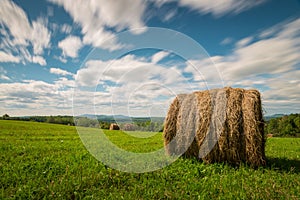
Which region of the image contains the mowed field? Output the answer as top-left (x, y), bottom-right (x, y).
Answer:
top-left (0, 120), bottom-right (299, 199)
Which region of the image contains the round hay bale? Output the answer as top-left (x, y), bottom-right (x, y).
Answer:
top-left (163, 87), bottom-right (266, 167)
top-left (123, 123), bottom-right (136, 131)
top-left (242, 89), bottom-right (266, 166)
top-left (109, 123), bottom-right (120, 130)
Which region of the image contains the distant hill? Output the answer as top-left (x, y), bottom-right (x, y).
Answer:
top-left (81, 114), bottom-right (129, 121)
top-left (80, 114), bottom-right (165, 123)
top-left (264, 114), bottom-right (285, 121)
top-left (81, 113), bottom-right (288, 123)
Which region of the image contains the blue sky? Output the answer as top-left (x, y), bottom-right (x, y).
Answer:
top-left (0, 0), bottom-right (299, 116)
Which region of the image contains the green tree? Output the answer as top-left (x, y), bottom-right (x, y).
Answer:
top-left (267, 118), bottom-right (278, 134)
top-left (293, 116), bottom-right (300, 130)
top-left (47, 116), bottom-right (55, 123)
top-left (282, 124), bottom-right (295, 136)
top-left (2, 114), bottom-right (9, 119)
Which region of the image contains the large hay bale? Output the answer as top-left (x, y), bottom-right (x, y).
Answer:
top-left (109, 123), bottom-right (120, 130)
top-left (163, 87), bottom-right (266, 167)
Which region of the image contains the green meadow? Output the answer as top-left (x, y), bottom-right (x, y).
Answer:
top-left (0, 120), bottom-right (299, 199)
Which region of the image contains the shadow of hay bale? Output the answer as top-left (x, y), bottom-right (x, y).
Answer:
top-left (163, 87), bottom-right (266, 167)
top-left (266, 157), bottom-right (300, 174)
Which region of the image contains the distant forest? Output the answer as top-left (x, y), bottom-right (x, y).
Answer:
top-left (1, 113), bottom-right (299, 137)
top-left (0, 114), bottom-right (164, 132)
top-left (265, 113), bottom-right (300, 137)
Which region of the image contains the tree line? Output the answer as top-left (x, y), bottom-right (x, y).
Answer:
top-left (0, 114), bottom-right (164, 132)
top-left (265, 113), bottom-right (300, 137)
top-left (3, 113), bottom-right (299, 136)
top-left (1, 115), bottom-right (76, 125)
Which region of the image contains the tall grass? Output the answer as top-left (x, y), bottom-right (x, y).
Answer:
top-left (0, 120), bottom-right (299, 199)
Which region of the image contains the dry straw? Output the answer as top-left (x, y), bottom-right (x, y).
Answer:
top-left (163, 87), bottom-right (266, 167)
top-left (109, 123), bottom-right (120, 130)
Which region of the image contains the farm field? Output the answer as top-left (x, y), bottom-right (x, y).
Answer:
top-left (0, 120), bottom-right (299, 199)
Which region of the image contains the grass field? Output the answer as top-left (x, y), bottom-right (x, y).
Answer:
top-left (0, 120), bottom-right (299, 199)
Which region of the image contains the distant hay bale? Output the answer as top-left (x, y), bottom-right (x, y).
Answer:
top-left (109, 123), bottom-right (120, 130)
top-left (123, 123), bottom-right (136, 131)
top-left (163, 87), bottom-right (266, 167)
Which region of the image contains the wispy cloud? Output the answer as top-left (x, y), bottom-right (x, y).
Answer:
top-left (74, 52), bottom-right (204, 116)
top-left (180, 0), bottom-right (267, 16)
top-left (220, 37), bottom-right (233, 45)
top-left (151, 51), bottom-right (170, 63)
top-left (32, 56), bottom-right (47, 66)
top-left (60, 23), bottom-right (72, 34)
top-left (162, 9), bottom-right (177, 22)
top-left (217, 18), bottom-right (300, 82)
top-left (206, 18), bottom-right (300, 114)
top-left (50, 67), bottom-right (73, 76)
top-left (0, 51), bottom-right (20, 63)
top-left (181, 18), bottom-right (300, 114)
top-left (49, 0), bottom-right (147, 50)
top-left (31, 18), bottom-right (51, 55)
top-left (152, 0), bottom-right (267, 17)
top-left (0, 0), bottom-right (51, 65)
top-left (235, 36), bottom-right (253, 48)
top-left (0, 79), bottom-right (74, 115)
top-left (58, 36), bottom-right (82, 58)
top-left (0, 66), bottom-right (10, 81)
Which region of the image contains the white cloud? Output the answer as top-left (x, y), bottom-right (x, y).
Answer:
top-left (54, 77), bottom-right (75, 88)
top-left (0, 74), bottom-right (10, 80)
top-left (31, 18), bottom-right (51, 55)
top-left (181, 0), bottom-right (267, 16)
top-left (235, 36), bottom-right (253, 48)
top-left (75, 60), bottom-right (104, 87)
top-left (0, 67), bottom-right (10, 80)
top-left (75, 54), bottom-right (187, 88)
top-left (74, 54), bottom-right (201, 116)
top-left (32, 56), bottom-right (47, 66)
top-left (151, 51), bottom-right (170, 63)
top-left (60, 23), bottom-right (72, 34)
top-left (58, 56), bottom-right (67, 63)
top-left (172, 18), bottom-right (300, 115)
top-left (75, 55), bottom-right (148, 87)
top-left (0, 79), bottom-right (75, 116)
top-left (152, 0), bottom-right (173, 7)
top-left (53, 55), bottom-right (67, 63)
top-left (0, 1), bottom-right (51, 53)
top-left (152, 0), bottom-right (267, 17)
top-left (184, 56), bottom-right (224, 88)
top-left (220, 37), bottom-right (233, 45)
top-left (187, 18), bottom-right (300, 115)
top-left (58, 36), bottom-right (82, 58)
top-left (216, 19), bottom-right (300, 82)
top-left (50, 67), bottom-right (73, 76)
top-left (0, 0), bottom-right (51, 65)
top-left (262, 70), bottom-right (300, 115)
top-left (163, 10), bottom-right (177, 22)
top-left (0, 0), bottom-right (31, 46)
top-left (49, 0), bottom-right (147, 50)
top-left (0, 51), bottom-right (20, 63)
top-left (222, 39), bottom-right (295, 80)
